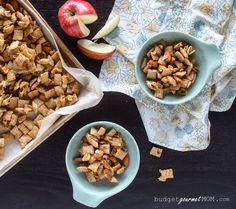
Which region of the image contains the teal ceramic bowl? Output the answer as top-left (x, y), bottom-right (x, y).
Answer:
top-left (135, 31), bottom-right (222, 105)
top-left (65, 121), bottom-right (140, 208)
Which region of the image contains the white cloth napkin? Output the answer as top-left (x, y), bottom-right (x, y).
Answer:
top-left (99, 0), bottom-right (236, 151)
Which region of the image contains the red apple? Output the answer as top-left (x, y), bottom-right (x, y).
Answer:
top-left (58, 0), bottom-right (98, 38)
top-left (77, 39), bottom-right (116, 60)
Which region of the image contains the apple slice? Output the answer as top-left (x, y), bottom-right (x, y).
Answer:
top-left (92, 15), bottom-right (120, 40)
top-left (77, 19), bottom-right (90, 37)
top-left (77, 39), bottom-right (115, 60)
top-left (79, 14), bottom-right (98, 24)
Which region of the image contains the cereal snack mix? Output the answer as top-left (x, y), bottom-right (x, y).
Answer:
top-left (141, 40), bottom-right (197, 99)
top-left (150, 146), bottom-right (162, 158)
top-left (0, 0), bottom-right (80, 159)
top-left (74, 127), bottom-right (129, 183)
top-left (158, 168), bottom-right (174, 182)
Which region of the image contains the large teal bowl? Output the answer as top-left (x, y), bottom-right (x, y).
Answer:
top-left (135, 31), bottom-right (222, 105)
top-left (65, 121), bottom-right (140, 207)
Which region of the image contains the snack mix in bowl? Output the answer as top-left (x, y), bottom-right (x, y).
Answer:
top-left (74, 126), bottom-right (129, 183)
top-left (141, 40), bottom-right (197, 99)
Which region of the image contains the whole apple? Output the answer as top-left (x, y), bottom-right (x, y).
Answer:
top-left (58, 0), bottom-right (98, 38)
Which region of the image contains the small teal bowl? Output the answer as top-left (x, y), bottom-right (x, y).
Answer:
top-left (65, 121), bottom-right (140, 208)
top-left (135, 31), bottom-right (222, 105)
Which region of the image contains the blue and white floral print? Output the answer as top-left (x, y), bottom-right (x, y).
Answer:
top-left (99, 0), bottom-right (236, 151)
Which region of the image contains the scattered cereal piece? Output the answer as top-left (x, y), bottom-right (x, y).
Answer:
top-left (150, 146), bottom-right (163, 158)
top-left (158, 168), bottom-right (174, 182)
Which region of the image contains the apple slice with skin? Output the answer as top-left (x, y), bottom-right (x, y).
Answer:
top-left (92, 15), bottom-right (120, 40)
top-left (58, 0), bottom-right (98, 38)
top-left (77, 39), bottom-right (116, 60)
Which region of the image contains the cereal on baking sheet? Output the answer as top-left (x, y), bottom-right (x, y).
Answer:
top-left (158, 168), bottom-right (174, 182)
top-left (0, 0), bottom-right (81, 159)
top-left (150, 146), bottom-right (163, 158)
top-left (0, 138), bottom-right (5, 160)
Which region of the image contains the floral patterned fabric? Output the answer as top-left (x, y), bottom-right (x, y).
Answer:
top-left (99, 0), bottom-right (236, 151)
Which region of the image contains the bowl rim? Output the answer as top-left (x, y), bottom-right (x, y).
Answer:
top-left (65, 121), bottom-right (140, 201)
top-left (135, 31), bottom-right (212, 105)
